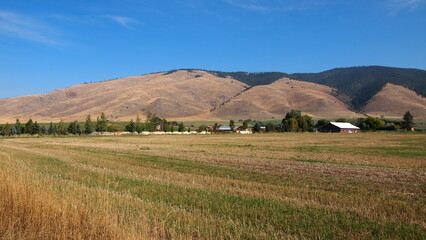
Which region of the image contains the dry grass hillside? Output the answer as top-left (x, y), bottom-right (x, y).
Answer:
top-left (205, 78), bottom-right (361, 120)
top-left (364, 83), bottom-right (426, 119)
top-left (3, 70), bottom-right (424, 123)
top-left (0, 70), bottom-right (249, 123)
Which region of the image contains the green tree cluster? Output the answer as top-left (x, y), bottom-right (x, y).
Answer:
top-left (198, 124), bottom-right (208, 132)
top-left (315, 119), bottom-right (330, 128)
top-left (281, 110), bottom-right (314, 132)
top-left (356, 117), bottom-right (384, 131)
top-left (162, 119), bottom-right (172, 132)
top-left (67, 121), bottom-right (81, 135)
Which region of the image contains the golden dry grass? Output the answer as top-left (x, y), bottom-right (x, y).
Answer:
top-left (364, 83), bottom-right (426, 119)
top-left (0, 170), bottom-right (121, 239)
top-left (0, 132), bottom-right (425, 239)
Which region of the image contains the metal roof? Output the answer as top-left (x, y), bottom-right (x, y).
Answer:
top-left (217, 126), bottom-right (232, 131)
top-left (329, 122), bottom-right (360, 129)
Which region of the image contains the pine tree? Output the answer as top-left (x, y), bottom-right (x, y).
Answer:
top-left (41, 126), bottom-right (47, 135)
top-left (145, 111), bottom-right (158, 132)
top-left (10, 125), bottom-right (17, 135)
top-left (135, 114), bottom-right (143, 133)
top-left (68, 121), bottom-right (78, 134)
top-left (32, 121), bottom-right (40, 135)
top-left (48, 122), bottom-right (56, 135)
top-left (229, 120), bottom-right (235, 131)
top-left (57, 119), bottom-right (66, 135)
top-left (96, 112), bottom-right (107, 133)
top-left (15, 119), bottom-right (21, 135)
top-left (402, 111), bottom-right (414, 130)
top-left (126, 119), bottom-right (136, 133)
top-left (76, 123), bottom-right (81, 135)
top-left (25, 119), bottom-right (34, 134)
top-left (178, 122), bottom-right (184, 132)
top-left (85, 115), bottom-right (93, 134)
top-left (4, 123), bottom-right (11, 136)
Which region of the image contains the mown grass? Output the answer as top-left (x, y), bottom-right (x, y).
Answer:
top-left (0, 132), bottom-right (425, 239)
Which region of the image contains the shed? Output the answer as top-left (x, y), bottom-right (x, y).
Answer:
top-left (319, 122), bottom-right (360, 133)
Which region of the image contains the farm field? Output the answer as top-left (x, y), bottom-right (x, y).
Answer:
top-left (0, 133), bottom-right (425, 239)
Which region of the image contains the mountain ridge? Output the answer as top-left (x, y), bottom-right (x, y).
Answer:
top-left (0, 66), bottom-right (425, 123)
top-left (156, 66), bottom-right (426, 111)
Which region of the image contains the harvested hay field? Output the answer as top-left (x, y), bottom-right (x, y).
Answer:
top-left (0, 133), bottom-right (425, 239)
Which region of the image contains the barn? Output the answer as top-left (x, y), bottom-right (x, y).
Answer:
top-left (319, 122), bottom-right (360, 133)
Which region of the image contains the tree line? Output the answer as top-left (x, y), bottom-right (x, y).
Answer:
top-left (0, 112), bottom-right (190, 136)
top-left (248, 110), bottom-right (415, 133)
top-left (0, 110), bottom-right (416, 136)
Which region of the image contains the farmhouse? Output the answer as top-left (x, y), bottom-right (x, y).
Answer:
top-left (319, 122), bottom-right (360, 133)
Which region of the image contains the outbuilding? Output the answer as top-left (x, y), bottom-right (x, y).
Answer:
top-left (319, 122), bottom-right (360, 133)
top-left (216, 125), bottom-right (233, 132)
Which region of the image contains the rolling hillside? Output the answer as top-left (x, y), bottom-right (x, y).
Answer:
top-left (363, 83), bottom-right (426, 119)
top-left (0, 70), bottom-right (249, 122)
top-left (203, 78), bottom-right (361, 120)
top-left (208, 66), bottom-right (426, 111)
top-left (0, 67), bottom-right (425, 123)
top-left (290, 66), bottom-right (426, 109)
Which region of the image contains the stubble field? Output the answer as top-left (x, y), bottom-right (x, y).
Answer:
top-left (0, 133), bottom-right (425, 239)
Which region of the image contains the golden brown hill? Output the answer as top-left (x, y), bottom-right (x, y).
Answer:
top-left (0, 70), bottom-right (249, 123)
top-left (5, 70), bottom-right (410, 123)
top-left (203, 78), bottom-right (361, 120)
top-left (363, 83), bottom-right (426, 119)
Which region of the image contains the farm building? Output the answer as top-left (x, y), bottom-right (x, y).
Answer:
top-left (216, 126), bottom-right (233, 132)
top-left (319, 122), bottom-right (360, 133)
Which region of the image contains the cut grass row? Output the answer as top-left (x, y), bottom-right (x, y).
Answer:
top-left (0, 133), bottom-right (425, 239)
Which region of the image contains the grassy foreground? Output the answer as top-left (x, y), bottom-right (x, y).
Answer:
top-left (0, 133), bottom-right (425, 239)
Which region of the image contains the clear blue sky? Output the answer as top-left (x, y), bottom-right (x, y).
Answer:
top-left (1, 0), bottom-right (425, 99)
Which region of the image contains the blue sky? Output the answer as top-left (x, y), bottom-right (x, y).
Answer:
top-left (1, 0), bottom-right (425, 99)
